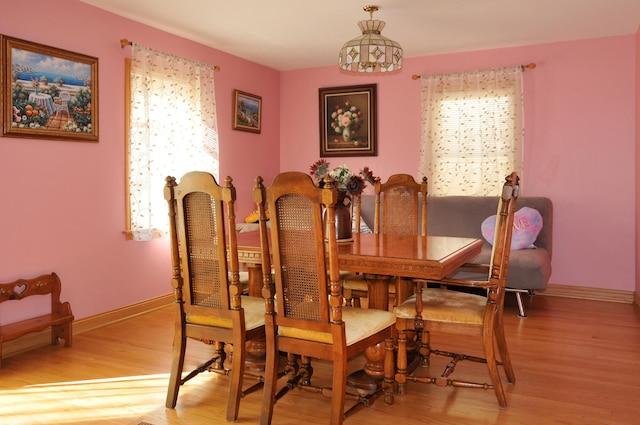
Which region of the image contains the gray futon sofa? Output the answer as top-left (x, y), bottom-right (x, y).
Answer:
top-left (359, 195), bottom-right (553, 317)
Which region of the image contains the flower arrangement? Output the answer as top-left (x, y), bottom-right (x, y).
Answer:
top-left (331, 100), bottom-right (362, 141)
top-left (309, 159), bottom-right (376, 196)
top-left (12, 104), bottom-right (47, 128)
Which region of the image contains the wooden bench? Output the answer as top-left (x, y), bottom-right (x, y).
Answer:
top-left (0, 272), bottom-right (73, 367)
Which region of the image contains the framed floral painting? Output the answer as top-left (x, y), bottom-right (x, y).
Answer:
top-left (1, 35), bottom-right (99, 142)
top-left (233, 89), bottom-right (262, 133)
top-left (318, 84), bottom-right (377, 157)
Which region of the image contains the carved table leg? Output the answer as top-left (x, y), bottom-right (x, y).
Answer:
top-left (245, 263), bottom-right (266, 372)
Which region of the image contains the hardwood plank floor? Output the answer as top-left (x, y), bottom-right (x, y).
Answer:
top-left (1, 295), bottom-right (639, 425)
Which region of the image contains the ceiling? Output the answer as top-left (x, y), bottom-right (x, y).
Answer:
top-left (81, 0), bottom-right (640, 71)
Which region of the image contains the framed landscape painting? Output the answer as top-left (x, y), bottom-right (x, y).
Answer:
top-left (319, 84), bottom-right (377, 157)
top-left (1, 35), bottom-right (99, 142)
top-left (233, 89), bottom-right (261, 133)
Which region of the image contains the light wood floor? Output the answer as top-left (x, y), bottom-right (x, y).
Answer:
top-left (1, 295), bottom-right (639, 425)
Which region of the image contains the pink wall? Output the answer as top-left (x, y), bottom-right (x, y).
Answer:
top-left (280, 36), bottom-right (637, 292)
top-left (636, 26), bottom-right (640, 301)
top-left (1, 1), bottom-right (637, 325)
top-left (0, 0), bottom-right (280, 321)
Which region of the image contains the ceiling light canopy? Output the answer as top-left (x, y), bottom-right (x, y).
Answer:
top-left (339, 5), bottom-right (403, 73)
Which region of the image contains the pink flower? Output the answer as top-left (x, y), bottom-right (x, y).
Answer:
top-left (308, 160), bottom-right (377, 196)
top-left (332, 101), bottom-right (364, 136)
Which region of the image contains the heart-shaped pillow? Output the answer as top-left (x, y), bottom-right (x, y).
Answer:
top-left (481, 207), bottom-right (543, 250)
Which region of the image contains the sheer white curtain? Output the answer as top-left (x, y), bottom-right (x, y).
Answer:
top-left (418, 66), bottom-right (523, 196)
top-left (127, 44), bottom-right (219, 241)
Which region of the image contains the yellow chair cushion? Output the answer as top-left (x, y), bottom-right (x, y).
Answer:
top-left (245, 209), bottom-right (269, 223)
top-left (279, 307), bottom-right (395, 345)
top-left (244, 211), bottom-right (259, 223)
top-left (394, 288), bottom-right (486, 325)
top-left (186, 295), bottom-right (266, 331)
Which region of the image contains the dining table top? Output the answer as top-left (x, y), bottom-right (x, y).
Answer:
top-left (236, 230), bottom-right (484, 282)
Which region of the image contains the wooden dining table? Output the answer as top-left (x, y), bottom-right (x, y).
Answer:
top-left (235, 230), bottom-right (484, 392)
top-left (237, 231), bottom-right (483, 304)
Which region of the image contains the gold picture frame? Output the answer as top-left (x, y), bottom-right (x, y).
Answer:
top-left (233, 89), bottom-right (262, 133)
top-left (1, 35), bottom-right (99, 142)
top-left (319, 84), bottom-right (377, 157)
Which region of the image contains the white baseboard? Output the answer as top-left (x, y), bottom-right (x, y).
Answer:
top-left (541, 284), bottom-right (635, 304)
top-left (1, 293), bottom-right (173, 360)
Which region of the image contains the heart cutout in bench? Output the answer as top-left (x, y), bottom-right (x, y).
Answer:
top-left (13, 283), bottom-right (27, 296)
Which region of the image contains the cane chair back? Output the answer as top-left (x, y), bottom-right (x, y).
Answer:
top-left (394, 172), bottom-right (520, 408)
top-left (374, 174), bottom-right (429, 237)
top-left (344, 174), bottom-right (428, 309)
top-left (53, 91), bottom-right (70, 118)
top-left (254, 171), bottom-right (396, 425)
top-left (164, 171), bottom-right (265, 422)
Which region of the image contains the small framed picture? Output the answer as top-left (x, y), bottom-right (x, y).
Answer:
top-left (319, 84), bottom-right (377, 157)
top-left (233, 89), bottom-right (262, 133)
top-left (1, 35), bottom-right (99, 142)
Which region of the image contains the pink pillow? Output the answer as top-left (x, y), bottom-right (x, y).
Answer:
top-left (481, 207), bottom-right (543, 250)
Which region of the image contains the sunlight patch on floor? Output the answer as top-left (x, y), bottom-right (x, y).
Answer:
top-left (0, 374), bottom-right (171, 424)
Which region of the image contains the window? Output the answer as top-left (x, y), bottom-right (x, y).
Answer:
top-left (124, 44), bottom-right (219, 241)
top-left (418, 67), bottom-right (523, 196)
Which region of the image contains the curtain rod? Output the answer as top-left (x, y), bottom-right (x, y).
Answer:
top-left (411, 63), bottom-right (536, 80)
top-left (120, 38), bottom-right (221, 72)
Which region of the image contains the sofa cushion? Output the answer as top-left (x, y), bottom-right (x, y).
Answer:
top-left (481, 206), bottom-right (543, 250)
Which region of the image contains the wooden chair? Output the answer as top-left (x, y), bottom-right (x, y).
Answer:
top-left (394, 172), bottom-right (520, 407)
top-left (254, 171), bottom-right (396, 425)
top-left (52, 90), bottom-right (71, 118)
top-left (343, 174), bottom-right (428, 309)
top-left (164, 171), bottom-right (265, 422)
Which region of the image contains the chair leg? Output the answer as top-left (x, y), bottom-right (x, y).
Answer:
top-left (418, 328), bottom-right (431, 367)
top-left (226, 340), bottom-right (243, 422)
top-left (395, 327), bottom-right (408, 396)
top-left (300, 355), bottom-right (313, 386)
top-left (383, 337), bottom-right (395, 405)
top-left (259, 329), bottom-right (279, 425)
top-left (495, 311), bottom-right (516, 384)
top-left (330, 352), bottom-right (348, 425)
top-left (165, 331), bottom-right (187, 408)
top-left (483, 321), bottom-right (507, 408)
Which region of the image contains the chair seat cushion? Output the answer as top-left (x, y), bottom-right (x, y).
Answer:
top-left (394, 288), bottom-right (486, 325)
top-left (342, 274), bottom-right (396, 293)
top-left (279, 307), bottom-right (396, 345)
top-left (186, 295), bottom-right (266, 331)
top-left (240, 295), bottom-right (268, 330)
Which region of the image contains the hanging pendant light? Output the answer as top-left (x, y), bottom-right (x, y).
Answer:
top-left (339, 5), bottom-right (403, 73)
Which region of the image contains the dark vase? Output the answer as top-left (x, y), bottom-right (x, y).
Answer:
top-left (325, 190), bottom-right (352, 241)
